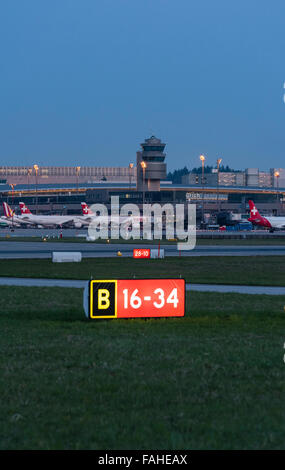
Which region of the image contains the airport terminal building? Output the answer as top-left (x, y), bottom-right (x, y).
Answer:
top-left (0, 136), bottom-right (284, 222)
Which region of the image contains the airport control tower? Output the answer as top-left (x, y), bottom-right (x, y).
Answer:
top-left (136, 135), bottom-right (167, 191)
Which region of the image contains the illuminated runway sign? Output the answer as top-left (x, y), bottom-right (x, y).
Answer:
top-left (84, 279), bottom-right (185, 319)
top-left (133, 249), bottom-right (151, 259)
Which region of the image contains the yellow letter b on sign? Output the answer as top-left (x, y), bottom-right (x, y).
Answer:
top-left (90, 280), bottom-right (117, 318)
top-left (98, 289), bottom-right (110, 309)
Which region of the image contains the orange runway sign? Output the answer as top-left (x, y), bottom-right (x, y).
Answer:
top-left (85, 279), bottom-right (185, 319)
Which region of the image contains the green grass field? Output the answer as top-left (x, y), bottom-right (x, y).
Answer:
top-left (0, 256), bottom-right (284, 286)
top-left (0, 286), bottom-right (285, 450)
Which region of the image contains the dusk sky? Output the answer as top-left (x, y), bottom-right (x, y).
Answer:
top-left (0, 0), bottom-right (285, 171)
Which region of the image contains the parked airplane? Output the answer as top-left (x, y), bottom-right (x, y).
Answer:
top-left (248, 200), bottom-right (285, 232)
top-left (80, 202), bottom-right (149, 228)
top-left (19, 202), bottom-right (78, 228)
top-left (79, 202), bottom-right (125, 228)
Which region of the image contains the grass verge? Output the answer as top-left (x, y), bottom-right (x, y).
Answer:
top-left (0, 286), bottom-right (284, 449)
top-left (0, 256), bottom-right (284, 286)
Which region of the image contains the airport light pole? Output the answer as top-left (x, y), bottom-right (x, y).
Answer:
top-left (76, 166), bottom-right (81, 193)
top-left (129, 163), bottom-right (134, 191)
top-left (27, 168), bottom-right (32, 190)
top-left (200, 155), bottom-right (205, 226)
top-left (141, 161), bottom-right (147, 205)
top-left (8, 184), bottom-right (16, 229)
top-left (216, 158), bottom-right (222, 212)
top-left (9, 183), bottom-right (16, 205)
top-left (275, 170), bottom-right (280, 214)
top-left (34, 164), bottom-right (39, 214)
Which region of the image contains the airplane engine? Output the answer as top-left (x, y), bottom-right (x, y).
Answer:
top-left (74, 221), bottom-right (82, 228)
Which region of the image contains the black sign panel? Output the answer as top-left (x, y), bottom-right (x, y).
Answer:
top-left (89, 280), bottom-right (117, 318)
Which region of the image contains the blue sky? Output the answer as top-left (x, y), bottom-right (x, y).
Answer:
top-left (0, 0), bottom-right (285, 171)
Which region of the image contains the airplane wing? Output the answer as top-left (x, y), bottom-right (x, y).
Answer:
top-left (79, 216), bottom-right (93, 223)
top-left (17, 217), bottom-right (38, 225)
top-left (58, 219), bottom-right (75, 226)
top-left (52, 217), bottom-right (77, 227)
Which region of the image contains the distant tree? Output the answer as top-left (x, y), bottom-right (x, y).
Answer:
top-left (166, 164), bottom-right (238, 183)
top-left (191, 165), bottom-right (214, 174)
top-left (166, 166), bottom-right (189, 183)
top-left (187, 164), bottom-right (236, 174)
top-left (220, 164), bottom-right (236, 172)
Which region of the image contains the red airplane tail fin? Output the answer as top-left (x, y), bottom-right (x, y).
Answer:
top-left (248, 200), bottom-right (261, 220)
top-left (19, 202), bottom-right (32, 214)
top-left (81, 202), bottom-right (93, 215)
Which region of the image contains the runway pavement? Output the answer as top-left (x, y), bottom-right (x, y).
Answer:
top-left (1, 229), bottom-right (284, 295)
top-left (0, 240), bottom-right (284, 258)
top-left (1, 227), bottom-right (285, 258)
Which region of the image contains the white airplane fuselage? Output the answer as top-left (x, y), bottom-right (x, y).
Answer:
top-left (19, 214), bottom-right (75, 227)
top-left (265, 216), bottom-right (285, 229)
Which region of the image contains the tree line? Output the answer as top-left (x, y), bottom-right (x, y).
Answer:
top-left (166, 165), bottom-right (236, 184)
